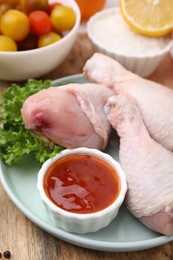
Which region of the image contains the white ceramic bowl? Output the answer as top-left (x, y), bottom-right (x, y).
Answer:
top-left (37, 147), bottom-right (127, 234)
top-left (87, 8), bottom-right (173, 77)
top-left (0, 0), bottom-right (80, 81)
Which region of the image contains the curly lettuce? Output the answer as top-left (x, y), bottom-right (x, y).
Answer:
top-left (0, 79), bottom-right (64, 165)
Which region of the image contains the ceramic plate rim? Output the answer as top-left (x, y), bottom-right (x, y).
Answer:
top-left (0, 74), bottom-right (173, 252)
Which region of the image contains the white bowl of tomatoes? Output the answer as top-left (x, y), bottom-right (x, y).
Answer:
top-left (0, 0), bottom-right (81, 81)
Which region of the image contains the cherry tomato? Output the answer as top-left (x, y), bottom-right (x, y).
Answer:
top-left (0, 35), bottom-right (17, 51)
top-left (75, 0), bottom-right (106, 20)
top-left (17, 33), bottom-right (37, 51)
top-left (1, 10), bottom-right (30, 41)
top-left (49, 2), bottom-right (61, 13)
top-left (38, 32), bottom-right (61, 48)
top-left (50, 5), bottom-right (76, 31)
top-left (1, 0), bottom-right (19, 5)
top-left (19, 0), bottom-right (49, 14)
top-left (0, 4), bottom-right (14, 14)
top-left (29, 10), bottom-right (52, 36)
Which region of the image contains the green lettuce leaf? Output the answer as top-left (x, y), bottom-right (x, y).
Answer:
top-left (0, 79), bottom-right (64, 165)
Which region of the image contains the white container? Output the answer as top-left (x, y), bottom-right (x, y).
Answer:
top-left (37, 148), bottom-right (127, 234)
top-left (0, 0), bottom-right (81, 81)
top-left (87, 8), bottom-right (173, 77)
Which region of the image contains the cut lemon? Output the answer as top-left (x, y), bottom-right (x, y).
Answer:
top-left (119, 0), bottom-right (173, 37)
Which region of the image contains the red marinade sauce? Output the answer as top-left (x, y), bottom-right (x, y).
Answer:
top-left (44, 154), bottom-right (120, 214)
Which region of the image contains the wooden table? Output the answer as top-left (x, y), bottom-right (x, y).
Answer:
top-left (0, 33), bottom-right (173, 260)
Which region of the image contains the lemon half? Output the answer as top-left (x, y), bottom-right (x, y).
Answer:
top-left (119, 0), bottom-right (173, 37)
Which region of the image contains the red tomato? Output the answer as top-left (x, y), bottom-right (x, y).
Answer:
top-left (17, 33), bottom-right (38, 51)
top-left (29, 10), bottom-right (52, 36)
top-left (49, 2), bottom-right (61, 13)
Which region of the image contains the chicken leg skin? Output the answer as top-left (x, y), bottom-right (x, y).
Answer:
top-left (105, 95), bottom-right (173, 235)
top-left (84, 53), bottom-right (173, 151)
top-left (21, 83), bottom-right (114, 150)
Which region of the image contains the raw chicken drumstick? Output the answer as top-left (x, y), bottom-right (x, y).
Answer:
top-left (105, 95), bottom-right (173, 235)
top-left (83, 53), bottom-right (173, 151)
top-left (21, 83), bottom-right (114, 150)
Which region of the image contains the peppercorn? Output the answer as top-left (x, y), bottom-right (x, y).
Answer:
top-left (3, 251), bottom-right (11, 259)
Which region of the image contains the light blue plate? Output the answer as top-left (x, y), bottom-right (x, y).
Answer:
top-left (0, 74), bottom-right (173, 252)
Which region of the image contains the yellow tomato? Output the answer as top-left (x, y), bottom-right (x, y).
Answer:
top-left (0, 12), bottom-right (1, 34)
top-left (38, 32), bottom-right (61, 48)
top-left (0, 35), bottom-right (17, 51)
top-left (50, 5), bottom-right (76, 31)
top-left (1, 9), bottom-right (30, 41)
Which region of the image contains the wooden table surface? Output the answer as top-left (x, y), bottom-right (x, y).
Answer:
top-left (0, 33), bottom-right (173, 260)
